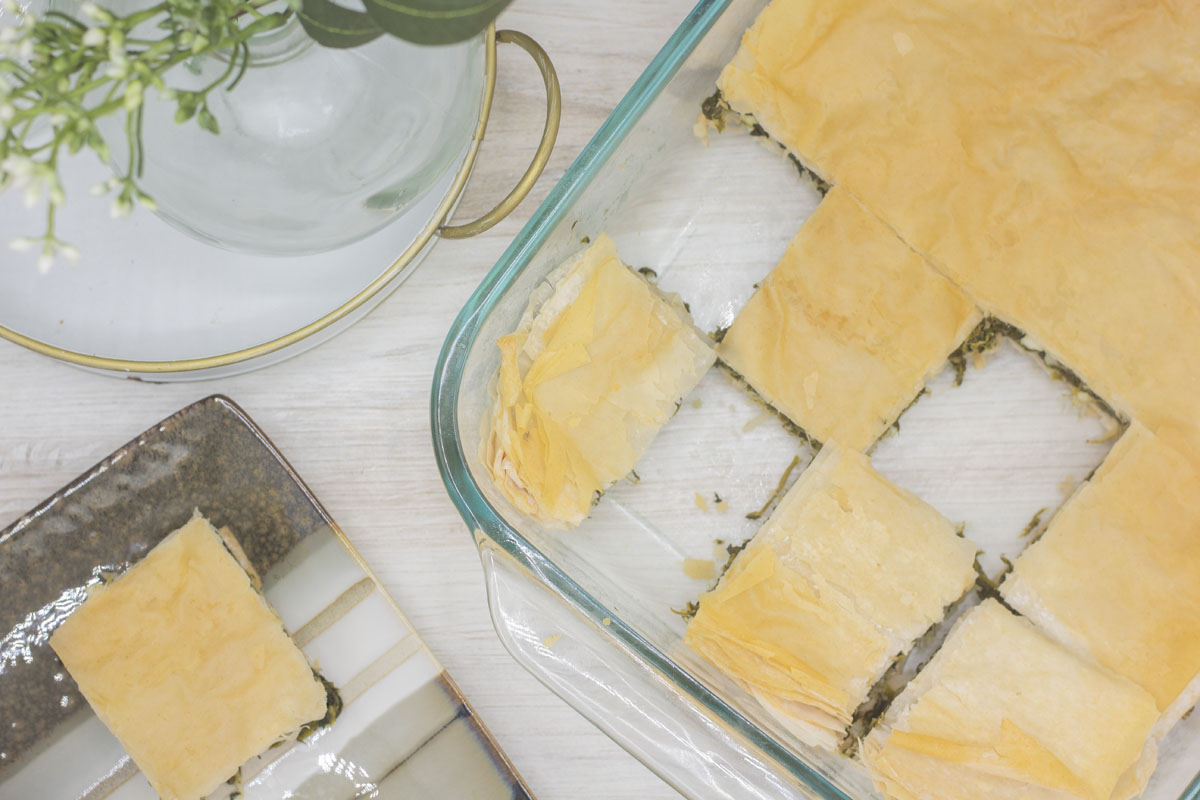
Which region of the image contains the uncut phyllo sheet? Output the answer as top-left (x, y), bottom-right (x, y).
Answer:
top-left (484, 233), bottom-right (716, 528)
top-left (717, 0), bottom-right (1200, 466)
top-left (685, 441), bottom-right (977, 750)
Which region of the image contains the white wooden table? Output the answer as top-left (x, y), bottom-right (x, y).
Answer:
top-left (0, 3), bottom-right (695, 797)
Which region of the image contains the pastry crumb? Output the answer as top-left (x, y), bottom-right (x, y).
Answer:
top-left (695, 492), bottom-right (710, 512)
top-left (742, 408), bottom-right (773, 432)
top-left (1087, 416), bottom-right (1123, 445)
top-left (602, 617), bottom-right (612, 626)
top-left (542, 634), bottom-right (562, 648)
top-left (683, 558), bottom-right (717, 580)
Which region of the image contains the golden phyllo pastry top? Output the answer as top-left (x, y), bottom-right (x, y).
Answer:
top-left (484, 233), bottom-right (715, 527)
top-left (718, 0), bottom-right (1200, 467)
top-left (863, 599), bottom-right (1159, 800)
top-left (685, 442), bottom-right (976, 749)
top-left (49, 513), bottom-right (327, 800)
top-left (1003, 423), bottom-right (1200, 730)
top-left (718, 187), bottom-right (979, 449)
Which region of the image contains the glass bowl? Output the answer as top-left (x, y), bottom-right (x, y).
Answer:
top-left (0, 8), bottom-right (559, 380)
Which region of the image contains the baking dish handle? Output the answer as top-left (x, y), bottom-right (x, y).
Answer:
top-left (439, 30), bottom-right (561, 239)
top-left (476, 535), bottom-right (818, 800)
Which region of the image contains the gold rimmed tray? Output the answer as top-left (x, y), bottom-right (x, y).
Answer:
top-left (0, 25), bottom-right (558, 381)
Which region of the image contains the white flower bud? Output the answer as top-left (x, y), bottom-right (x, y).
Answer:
top-left (1, 0), bottom-right (20, 16)
top-left (36, 250), bottom-right (54, 274)
top-left (59, 243), bottom-right (80, 264)
top-left (49, 185), bottom-right (65, 206)
top-left (0, 103), bottom-right (13, 123)
top-left (9, 236), bottom-right (35, 252)
top-left (104, 62), bottom-right (128, 80)
top-left (123, 80), bottom-right (143, 110)
top-left (17, 38), bottom-right (32, 60)
top-left (1, 154), bottom-right (32, 178)
top-left (82, 27), bottom-right (106, 47)
top-left (110, 195), bottom-right (132, 218)
top-left (23, 180), bottom-right (41, 208)
top-left (136, 192), bottom-right (156, 211)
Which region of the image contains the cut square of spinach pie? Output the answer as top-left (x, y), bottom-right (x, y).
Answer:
top-left (684, 441), bottom-right (976, 749)
top-left (717, 0), bottom-right (1200, 464)
top-left (718, 187), bottom-right (979, 450)
top-left (1003, 422), bottom-right (1200, 736)
top-left (484, 233), bottom-right (716, 528)
top-left (49, 513), bottom-right (328, 800)
top-left (863, 599), bottom-right (1159, 800)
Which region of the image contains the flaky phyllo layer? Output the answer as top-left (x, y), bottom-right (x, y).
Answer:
top-left (718, 0), bottom-right (1200, 467)
top-left (1003, 423), bottom-right (1200, 735)
top-left (863, 601), bottom-right (1159, 800)
top-left (484, 234), bottom-right (715, 527)
top-left (50, 513), bottom-right (327, 800)
top-left (711, 0), bottom-right (1200, 795)
top-left (685, 443), bottom-right (976, 750)
top-left (719, 188), bottom-right (979, 451)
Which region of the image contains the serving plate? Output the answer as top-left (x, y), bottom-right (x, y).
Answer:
top-left (0, 395), bottom-right (531, 799)
top-left (432, 0), bottom-right (1200, 798)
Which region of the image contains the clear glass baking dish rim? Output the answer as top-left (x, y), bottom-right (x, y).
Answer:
top-left (431, 1), bottom-right (851, 796)
top-left (431, 1), bottom-right (1200, 797)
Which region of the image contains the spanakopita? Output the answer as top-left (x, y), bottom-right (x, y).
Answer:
top-left (484, 234), bottom-right (715, 527)
top-left (685, 442), bottom-right (976, 749)
top-left (863, 599), bottom-right (1159, 800)
top-left (718, 187), bottom-right (979, 450)
top-left (50, 513), bottom-right (328, 800)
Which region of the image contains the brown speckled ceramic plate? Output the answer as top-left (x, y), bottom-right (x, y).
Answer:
top-left (0, 394), bottom-right (531, 800)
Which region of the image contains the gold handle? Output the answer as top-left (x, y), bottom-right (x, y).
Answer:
top-left (439, 29), bottom-right (561, 239)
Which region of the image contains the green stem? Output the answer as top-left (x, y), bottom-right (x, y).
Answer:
top-left (45, 201), bottom-right (56, 242)
top-left (227, 40), bottom-right (250, 90)
top-left (202, 40), bottom-right (242, 94)
top-left (120, 2), bottom-right (171, 29)
top-left (124, 107), bottom-right (137, 180)
top-left (133, 102), bottom-right (144, 177)
top-left (41, 11), bottom-right (87, 30)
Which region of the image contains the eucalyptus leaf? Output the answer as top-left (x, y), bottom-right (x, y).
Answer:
top-left (298, 0), bottom-right (384, 49)
top-left (362, 0), bottom-right (511, 45)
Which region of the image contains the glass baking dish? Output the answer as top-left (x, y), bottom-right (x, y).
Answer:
top-left (432, 1), bottom-right (1200, 797)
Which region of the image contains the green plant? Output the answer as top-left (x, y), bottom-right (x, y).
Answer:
top-left (0, 0), bottom-right (510, 269)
